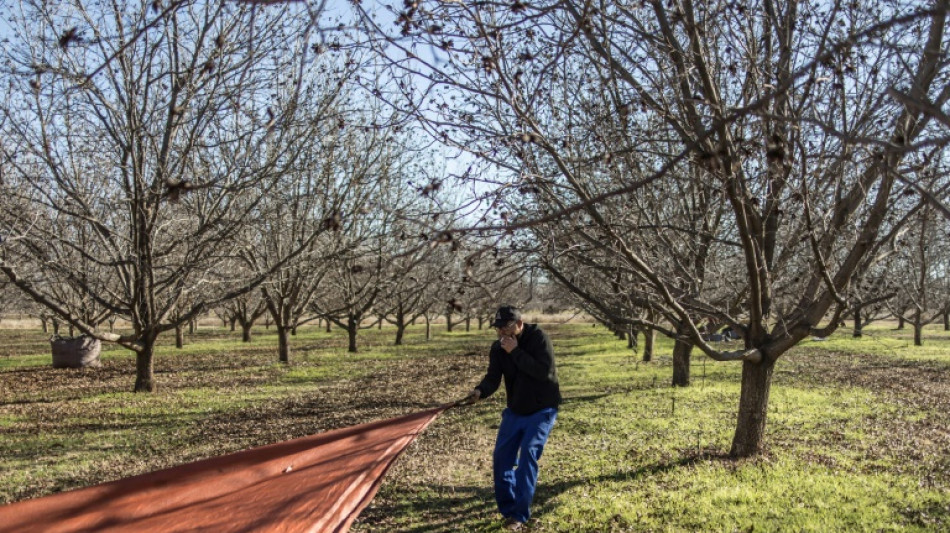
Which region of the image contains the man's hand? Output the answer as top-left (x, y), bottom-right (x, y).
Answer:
top-left (500, 335), bottom-right (517, 353)
top-left (461, 388), bottom-right (481, 405)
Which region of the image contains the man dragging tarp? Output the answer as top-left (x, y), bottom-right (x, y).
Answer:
top-left (465, 306), bottom-right (562, 531)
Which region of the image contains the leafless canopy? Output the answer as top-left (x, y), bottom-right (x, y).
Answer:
top-left (354, 0), bottom-right (950, 455)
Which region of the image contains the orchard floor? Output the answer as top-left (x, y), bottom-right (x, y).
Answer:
top-left (0, 322), bottom-right (948, 531)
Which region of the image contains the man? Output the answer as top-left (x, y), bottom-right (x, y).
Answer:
top-left (466, 306), bottom-right (561, 531)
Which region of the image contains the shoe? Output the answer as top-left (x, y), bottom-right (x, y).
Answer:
top-left (503, 518), bottom-right (525, 531)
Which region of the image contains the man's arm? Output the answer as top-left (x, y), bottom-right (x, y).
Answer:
top-left (473, 343), bottom-right (503, 399)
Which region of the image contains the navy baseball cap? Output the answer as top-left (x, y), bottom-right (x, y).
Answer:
top-left (492, 306), bottom-right (522, 328)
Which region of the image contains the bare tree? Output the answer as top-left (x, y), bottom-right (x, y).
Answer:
top-left (246, 112), bottom-right (390, 363)
top-left (224, 287), bottom-right (268, 343)
top-left (356, 0), bottom-right (950, 456)
top-left (459, 242), bottom-right (535, 328)
top-left (847, 272), bottom-right (897, 338)
top-left (378, 219), bottom-right (456, 345)
top-left (310, 128), bottom-right (424, 353)
top-left (390, 243), bottom-right (462, 342)
top-left (0, 0), bottom-right (340, 391)
top-left (889, 204), bottom-right (950, 345)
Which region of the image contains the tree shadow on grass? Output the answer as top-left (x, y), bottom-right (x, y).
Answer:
top-left (561, 392), bottom-right (612, 405)
top-left (357, 452), bottom-right (735, 532)
top-left (355, 484), bottom-right (499, 532)
top-left (533, 451), bottom-right (734, 514)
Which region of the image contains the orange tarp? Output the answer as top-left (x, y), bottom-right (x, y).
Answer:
top-left (0, 407), bottom-right (446, 533)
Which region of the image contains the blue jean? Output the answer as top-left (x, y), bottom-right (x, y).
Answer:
top-left (493, 407), bottom-right (558, 522)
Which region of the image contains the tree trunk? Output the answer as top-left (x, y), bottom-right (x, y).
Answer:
top-left (425, 315), bottom-right (431, 340)
top-left (853, 305), bottom-right (863, 338)
top-left (277, 327), bottom-right (290, 363)
top-left (446, 311), bottom-right (454, 332)
top-left (242, 323), bottom-right (253, 343)
top-left (175, 325), bottom-right (184, 349)
top-left (326, 319), bottom-right (331, 333)
top-left (347, 315), bottom-right (359, 353)
top-left (627, 327), bottom-right (636, 349)
top-left (465, 316), bottom-right (471, 331)
top-left (897, 315), bottom-right (905, 329)
top-left (230, 317), bottom-right (237, 332)
top-left (189, 319), bottom-right (195, 335)
top-left (52, 319), bottom-right (60, 334)
top-left (671, 326), bottom-right (692, 387)
top-left (729, 358), bottom-right (775, 457)
top-left (914, 209), bottom-right (929, 347)
top-left (944, 310), bottom-right (949, 331)
top-left (642, 328), bottom-right (654, 362)
top-left (292, 324), bottom-right (298, 336)
top-left (134, 335), bottom-right (158, 392)
top-left (68, 325), bottom-right (75, 337)
top-left (395, 323), bottom-right (406, 345)
top-left (478, 316), bottom-right (484, 330)
top-left (41, 318), bottom-right (48, 334)
top-left (394, 305), bottom-right (406, 346)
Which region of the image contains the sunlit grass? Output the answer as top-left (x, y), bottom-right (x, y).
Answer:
top-left (357, 321), bottom-right (950, 532)
top-left (797, 322), bottom-right (950, 364)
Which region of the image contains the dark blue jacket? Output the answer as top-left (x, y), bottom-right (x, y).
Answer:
top-left (475, 323), bottom-right (561, 415)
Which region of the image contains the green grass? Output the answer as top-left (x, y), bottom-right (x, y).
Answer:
top-left (356, 323), bottom-right (950, 532)
top-left (796, 322), bottom-right (950, 362)
top-left (1, 321), bottom-right (948, 531)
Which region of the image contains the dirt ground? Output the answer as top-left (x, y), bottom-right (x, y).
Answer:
top-left (0, 328), bottom-right (488, 504)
